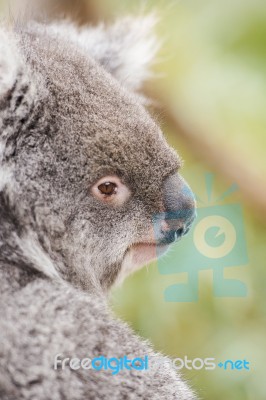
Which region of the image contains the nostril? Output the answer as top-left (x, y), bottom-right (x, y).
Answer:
top-left (159, 230), bottom-right (176, 245)
top-left (153, 204), bottom-right (197, 246)
top-left (158, 226), bottom-right (185, 245)
top-left (175, 227), bottom-right (184, 239)
top-left (178, 227), bottom-right (184, 234)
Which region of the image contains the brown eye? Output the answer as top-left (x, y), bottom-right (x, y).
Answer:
top-left (91, 175), bottom-right (130, 206)
top-left (98, 182), bottom-right (117, 196)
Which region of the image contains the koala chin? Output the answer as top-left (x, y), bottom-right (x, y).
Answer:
top-left (0, 11), bottom-right (197, 400)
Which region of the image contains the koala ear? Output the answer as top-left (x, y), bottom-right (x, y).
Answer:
top-left (51, 16), bottom-right (159, 92)
top-left (0, 28), bottom-right (21, 98)
top-left (83, 16), bottom-right (159, 91)
top-left (0, 25), bottom-right (38, 148)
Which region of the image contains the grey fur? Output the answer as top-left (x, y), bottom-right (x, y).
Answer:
top-left (0, 15), bottom-right (197, 400)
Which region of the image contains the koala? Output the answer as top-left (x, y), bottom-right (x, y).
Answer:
top-left (0, 10), bottom-right (197, 400)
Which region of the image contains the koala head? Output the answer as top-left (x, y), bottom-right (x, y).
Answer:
top-left (0, 16), bottom-right (196, 294)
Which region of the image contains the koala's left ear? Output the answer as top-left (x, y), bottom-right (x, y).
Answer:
top-left (52, 16), bottom-right (159, 92)
top-left (0, 28), bottom-right (21, 99)
top-left (84, 16), bottom-right (159, 91)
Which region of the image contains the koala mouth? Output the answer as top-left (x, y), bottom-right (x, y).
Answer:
top-left (130, 242), bottom-right (170, 266)
top-left (119, 242), bottom-right (169, 282)
top-left (117, 242), bottom-right (170, 284)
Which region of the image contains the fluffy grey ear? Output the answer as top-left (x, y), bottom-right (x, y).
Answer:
top-left (0, 28), bottom-right (21, 98)
top-left (0, 24), bottom-right (38, 149)
top-left (50, 16), bottom-right (159, 92)
top-left (83, 16), bottom-right (159, 91)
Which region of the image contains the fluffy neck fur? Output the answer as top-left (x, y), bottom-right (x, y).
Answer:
top-left (0, 189), bottom-right (103, 297)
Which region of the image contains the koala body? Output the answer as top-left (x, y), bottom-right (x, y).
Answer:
top-left (0, 14), bottom-right (197, 400)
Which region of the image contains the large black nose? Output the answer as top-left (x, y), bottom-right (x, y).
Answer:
top-left (154, 173), bottom-right (196, 245)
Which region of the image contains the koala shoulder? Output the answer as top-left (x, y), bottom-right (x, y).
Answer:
top-left (0, 278), bottom-right (196, 400)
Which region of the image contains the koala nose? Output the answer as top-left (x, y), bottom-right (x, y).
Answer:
top-left (155, 173), bottom-right (196, 245)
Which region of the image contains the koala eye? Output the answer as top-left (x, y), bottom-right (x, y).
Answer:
top-left (91, 175), bottom-right (130, 206)
top-left (98, 182), bottom-right (117, 196)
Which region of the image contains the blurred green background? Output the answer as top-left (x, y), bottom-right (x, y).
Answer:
top-left (2, 1), bottom-right (266, 399)
top-left (107, 2), bottom-right (266, 399)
